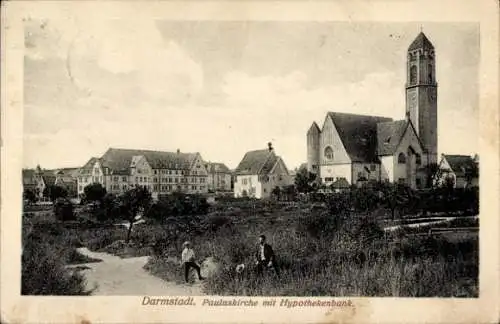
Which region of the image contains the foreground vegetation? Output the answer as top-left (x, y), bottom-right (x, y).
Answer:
top-left (22, 181), bottom-right (479, 296)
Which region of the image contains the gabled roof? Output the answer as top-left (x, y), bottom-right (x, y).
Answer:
top-left (408, 32), bottom-right (434, 51)
top-left (54, 168), bottom-right (80, 178)
top-left (442, 155), bottom-right (477, 177)
top-left (100, 148), bottom-right (199, 173)
top-left (79, 157), bottom-right (101, 173)
top-left (205, 162), bottom-right (231, 173)
top-left (327, 112), bottom-right (393, 163)
top-left (234, 149), bottom-right (277, 175)
top-left (377, 120), bottom-right (408, 156)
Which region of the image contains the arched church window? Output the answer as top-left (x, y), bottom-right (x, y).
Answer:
top-left (410, 65), bottom-right (417, 85)
top-left (416, 154), bottom-right (422, 165)
top-left (398, 153), bottom-right (406, 164)
top-left (428, 64), bottom-right (433, 83)
top-left (324, 146), bottom-right (334, 160)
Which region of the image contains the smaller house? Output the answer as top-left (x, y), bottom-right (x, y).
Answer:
top-left (54, 168), bottom-right (80, 198)
top-left (436, 154), bottom-right (479, 188)
top-left (234, 143), bottom-right (292, 199)
top-left (204, 162), bottom-right (232, 192)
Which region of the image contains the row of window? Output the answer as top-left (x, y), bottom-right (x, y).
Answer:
top-left (152, 177), bottom-right (207, 184)
top-left (153, 184), bottom-right (205, 192)
top-left (79, 176), bottom-right (103, 183)
top-left (152, 169), bottom-right (204, 176)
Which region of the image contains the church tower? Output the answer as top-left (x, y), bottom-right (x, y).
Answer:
top-left (307, 122), bottom-right (321, 175)
top-left (405, 32), bottom-right (438, 164)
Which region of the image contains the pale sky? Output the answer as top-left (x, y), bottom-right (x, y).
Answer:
top-left (24, 20), bottom-right (479, 170)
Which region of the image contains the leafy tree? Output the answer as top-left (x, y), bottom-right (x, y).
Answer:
top-left (53, 198), bottom-right (75, 221)
top-left (120, 186), bottom-right (152, 243)
top-left (464, 164), bottom-right (479, 188)
top-left (43, 185), bottom-right (68, 202)
top-left (294, 168), bottom-right (318, 193)
top-left (271, 186), bottom-right (281, 201)
top-left (283, 185), bottom-right (297, 201)
top-left (378, 182), bottom-right (413, 220)
top-left (423, 163), bottom-right (440, 188)
top-left (23, 188), bottom-right (38, 205)
top-left (83, 183), bottom-right (107, 204)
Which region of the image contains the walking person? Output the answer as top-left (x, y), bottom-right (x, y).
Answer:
top-left (255, 234), bottom-right (279, 277)
top-left (181, 241), bottom-right (204, 283)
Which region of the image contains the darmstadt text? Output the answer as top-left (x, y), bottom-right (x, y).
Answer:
top-left (142, 296), bottom-right (195, 306)
top-left (141, 297), bottom-right (353, 308)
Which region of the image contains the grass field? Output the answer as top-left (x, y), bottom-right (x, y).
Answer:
top-left (22, 199), bottom-right (479, 297)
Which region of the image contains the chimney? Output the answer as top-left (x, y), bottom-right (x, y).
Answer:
top-left (177, 149), bottom-right (180, 154)
top-left (268, 142), bottom-right (273, 152)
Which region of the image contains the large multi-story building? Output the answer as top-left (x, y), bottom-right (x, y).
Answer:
top-left (77, 148), bottom-right (209, 199)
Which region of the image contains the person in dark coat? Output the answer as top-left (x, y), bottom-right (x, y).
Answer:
top-left (255, 234), bottom-right (279, 277)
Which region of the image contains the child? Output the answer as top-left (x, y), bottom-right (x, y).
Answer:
top-left (181, 241), bottom-right (205, 283)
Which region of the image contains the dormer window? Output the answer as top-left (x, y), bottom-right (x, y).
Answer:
top-left (398, 153), bottom-right (406, 164)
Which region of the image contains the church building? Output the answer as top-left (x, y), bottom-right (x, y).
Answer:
top-left (306, 32), bottom-right (438, 189)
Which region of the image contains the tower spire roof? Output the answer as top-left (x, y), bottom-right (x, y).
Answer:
top-left (408, 32), bottom-right (434, 51)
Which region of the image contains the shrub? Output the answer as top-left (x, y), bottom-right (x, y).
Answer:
top-left (22, 234), bottom-right (92, 295)
top-left (53, 198), bottom-right (75, 221)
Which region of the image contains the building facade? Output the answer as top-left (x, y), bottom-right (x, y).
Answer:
top-left (77, 148), bottom-right (209, 199)
top-left (234, 143), bottom-right (292, 199)
top-left (306, 32), bottom-right (436, 190)
top-left (436, 154), bottom-right (479, 188)
top-left (204, 162), bottom-right (232, 192)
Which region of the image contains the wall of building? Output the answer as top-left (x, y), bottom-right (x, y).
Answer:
top-left (352, 163), bottom-right (380, 185)
top-left (234, 175), bottom-right (262, 198)
top-left (319, 163), bottom-right (351, 185)
top-left (380, 156), bottom-right (394, 182)
top-left (319, 116), bottom-right (351, 168)
top-left (392, 124), bottom-right (425, 188)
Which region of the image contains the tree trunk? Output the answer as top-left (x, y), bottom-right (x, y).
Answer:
top-left (126, 219), bottom-right (134, 243)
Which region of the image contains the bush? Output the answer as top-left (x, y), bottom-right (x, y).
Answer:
top-left (53, 198), bottom-right (75, 221)
top-left (22, 234), bottom-right (92, 295)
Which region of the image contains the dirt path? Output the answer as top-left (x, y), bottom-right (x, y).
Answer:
top-left (383, 215), bottom-right (478, 232)
top-left (67, 248), bottom-right (205, 296)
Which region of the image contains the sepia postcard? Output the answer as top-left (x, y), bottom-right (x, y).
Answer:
top-left (1, 0), bottom-right (499, 323)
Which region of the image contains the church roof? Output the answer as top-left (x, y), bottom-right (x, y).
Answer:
top-left (442, 155), bottom-right (477, 177)
top-left (234, 148), bottom-right (281, 176)
top-left (328, 112), bottom-right (392, 163)
top-left (408, 32), bottom-right (434, 51)
top-left (376, 120), bottom-right (408, 156)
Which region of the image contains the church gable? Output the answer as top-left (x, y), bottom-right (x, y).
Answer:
top-left (394, 120), bottom-right (425, 155)
top-left (377, 120), bottom-right (408, 156)
top-left (319, 114), bottom-right (351, 164)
